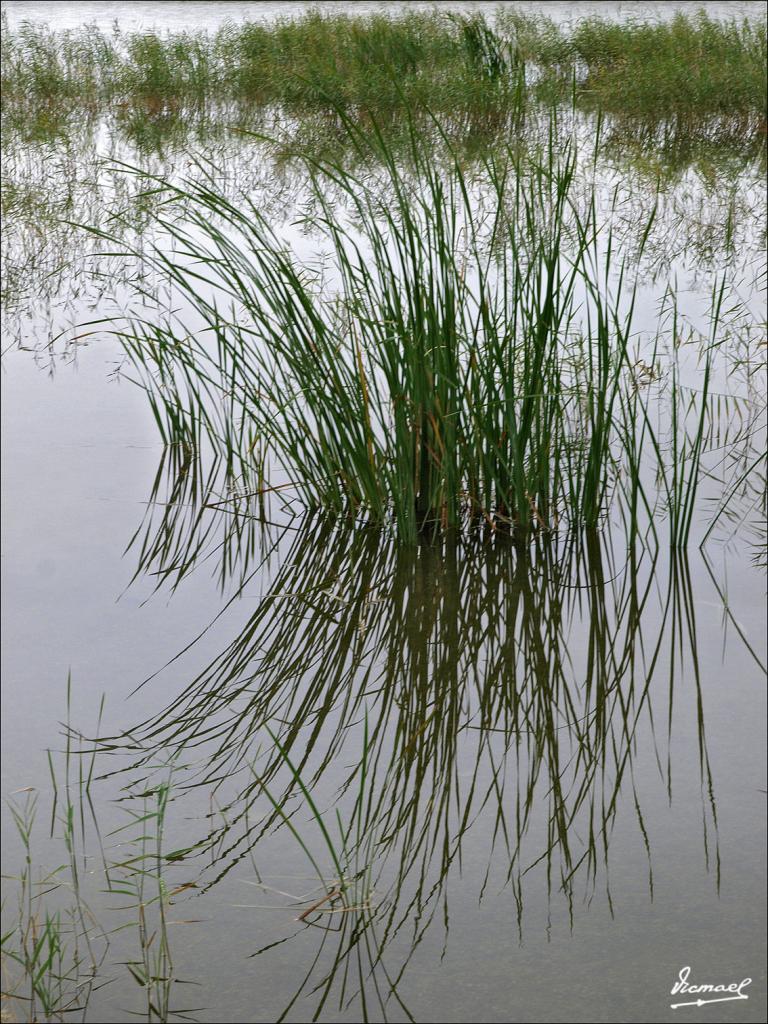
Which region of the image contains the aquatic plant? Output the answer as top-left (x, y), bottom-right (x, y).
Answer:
top-left (0, 680), bottom-right (188, 1023)
top-left (90, 109), bottom-right (681, 542)
top-left (2, 9), bottom-right (764, 150)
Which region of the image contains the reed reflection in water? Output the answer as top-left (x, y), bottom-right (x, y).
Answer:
top-left (64, 453), bottom-right (744, 1021)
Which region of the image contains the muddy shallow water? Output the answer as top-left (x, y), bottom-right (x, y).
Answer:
top-left (1, 3), bottom-right (767, 1023)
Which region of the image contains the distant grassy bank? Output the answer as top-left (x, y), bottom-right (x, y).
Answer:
top-left (2, 8), bottom-right (765, 142)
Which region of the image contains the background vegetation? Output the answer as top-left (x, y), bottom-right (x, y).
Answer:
top-left (2, 9), bottom-right (765, 149)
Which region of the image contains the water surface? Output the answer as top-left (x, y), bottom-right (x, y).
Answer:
top-left (1, 3), bottom-right (766, 1022)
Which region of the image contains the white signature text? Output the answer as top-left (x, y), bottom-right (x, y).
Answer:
top-left (670, 966), bottom-right (752, 1009)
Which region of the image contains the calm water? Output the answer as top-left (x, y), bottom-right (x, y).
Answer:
top-left (2, 338), bottom-right (766, 1022)
top-left (1, 3), bottom-right (766, 1022)
top-left (3, 1), bottom-right (766, 32)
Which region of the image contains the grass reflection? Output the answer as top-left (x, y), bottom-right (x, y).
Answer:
top-left (4, 449), bottom-right (763, 1020)
top-left (95, 485), bottom-right (734, 1017)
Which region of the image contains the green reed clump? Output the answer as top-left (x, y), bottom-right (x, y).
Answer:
top-left (0, 18), bottom-right (113, 138)
top-left (0, 10), bottom-right (518, 133)
top-left (2, 9), bottom-right (764, 143)
top-left (123, 30), bottom-right (216, 105)
top-left (92, 112), bottom-right (666, 543)
top-left (504, 9), bottom-right (767, 119)
top-left (571, 12), bottom-right (767, 118)
top-left (216, 9), bottom-right (510, 110)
